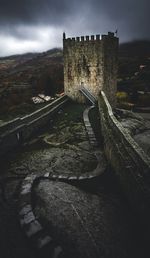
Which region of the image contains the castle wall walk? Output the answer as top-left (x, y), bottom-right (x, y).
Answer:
top-left (99, 91), bottom-right (150, 231)
top-left (0, 96), bottom-right (69, 156)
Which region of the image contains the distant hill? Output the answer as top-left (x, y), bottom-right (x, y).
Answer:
top-left (0, 52), bottom-right (39, 61)
top-left (118, 40), bottom-right (150, 107)
top-left (0, 41), bottom-right (150, 116)
top-left (119, 40), bottom-right (150, 58)
top-left (0, 48), bottom-right (64, 116)
top-left (0, 48), bottom-right (62, 61)
top-left (118, 40), bottom-right (150, 79)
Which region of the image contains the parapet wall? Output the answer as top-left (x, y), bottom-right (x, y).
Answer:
top-left (63, 32), bottom-right (118, 106)
top-left (0, 96), bottom-right (69, 156)
top-left (98, 91), bottom-right (150, 229)
top-left (63, 32), bottom-right (115, 43)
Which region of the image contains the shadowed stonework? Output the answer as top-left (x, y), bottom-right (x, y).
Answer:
top-left (63, 32), bottom-right (118, 106)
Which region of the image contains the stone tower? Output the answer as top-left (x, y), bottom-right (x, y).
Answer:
top-left (63, 32), bottom-right (119, 106)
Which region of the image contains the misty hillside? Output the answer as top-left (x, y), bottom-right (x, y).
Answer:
top-left (0, 48), bottom-right (64, 119)
top-left (0, 40), bottom-right (150, 119)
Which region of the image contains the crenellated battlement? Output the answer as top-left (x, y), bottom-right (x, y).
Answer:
top-left (63, 32), bottom-right (116, 43)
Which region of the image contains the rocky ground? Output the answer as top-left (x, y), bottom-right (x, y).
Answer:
top-left (33, 177), bottom-right (144, 258)
top-left (0, 102), bottom-right (148, 258)
top-left (116, 109), bottom-right (150, 156)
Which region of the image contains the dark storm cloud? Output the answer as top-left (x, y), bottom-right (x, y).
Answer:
top-left (0, 0), bottom-right (149, 39)
top-left (0, 0), bottom-right (77, 25)
top-left (0, 0), bottom-right (149, 55)
top-left (91, 0), bottom-right (150, 40)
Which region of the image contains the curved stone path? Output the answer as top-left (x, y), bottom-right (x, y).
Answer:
top-left (18, 104), bottom-right (107, 257)
top-left (0, 102), bottom-right (148, 258)
top-left (18, 104), bottom-right (145, 258)
top-left (83, 105), bottom-right (98, 148)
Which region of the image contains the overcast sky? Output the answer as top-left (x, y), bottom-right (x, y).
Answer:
top-left (0, 0), bottom-right (149, 56)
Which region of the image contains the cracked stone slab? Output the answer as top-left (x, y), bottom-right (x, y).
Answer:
top-left (19, 204), bottom-right (32, 216)
top-left (86, 174), bottom-right (95, 179)
top-left (78, 175), bottom-right (87, 180)
top-left (68, 176), bottom-right (78, 180)
top-left (20, 211), bottom-right (36, 226)
top-left (51, 175), bottom-right (58, 179)
top-left (19, 192), bottom-right (31, 207)
top-left (52, 246), bottom-right (63, 258)
top-left (24, 175), bottom-right (37, 184)
top-left (44, 172), bottom-right (50, 177)
top-left (25, 220), bottom-right (42, 238)
top-left (21, 183), bottom-right (32, 195)
top-left (57, 175), bottom-right (68, 179)
top-left (36, 235), bottom-right (52, 249)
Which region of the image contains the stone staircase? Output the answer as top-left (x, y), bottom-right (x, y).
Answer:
top-left (80, 87), bottom-right (97, 106)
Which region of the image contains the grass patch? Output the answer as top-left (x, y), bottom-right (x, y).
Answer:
top-left (50, 101), bottom-right (87, 131)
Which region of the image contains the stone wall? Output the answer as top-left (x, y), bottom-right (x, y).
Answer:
top-left (102, 34), bottom-right (118, 107)
top-left (98, 91), bottom-right (150, 230)
top-left (0, 95), bottom-right (69, 156)
top-left (63, 32), bottom-right (118, 106)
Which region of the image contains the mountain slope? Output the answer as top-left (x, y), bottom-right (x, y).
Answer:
top-left (0, 48), bottom-right (63, 117)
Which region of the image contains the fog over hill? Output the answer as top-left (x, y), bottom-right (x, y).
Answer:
top-left (1, 39), bottom-right (150, 60)
top-left (0, 48), bottom-right (64, 119)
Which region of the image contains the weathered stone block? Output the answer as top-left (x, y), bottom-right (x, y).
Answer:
top-left (36, 235), bottom-right (52, 249)
top-left (20, 211), bottom-right (35, 225)
top-left (25, 220), bottom-right (42, 237)
top-left (19, 204), bottom-right (32, 216)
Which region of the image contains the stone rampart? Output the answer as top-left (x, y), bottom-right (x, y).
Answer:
top-left (98, 91), bottom-right (150, 229)
top-left (0, 96), bottom-right (66, 134)
top-left (0, 96), bottom-right (69, 156)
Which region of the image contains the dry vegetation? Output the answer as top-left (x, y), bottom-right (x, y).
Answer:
top-left (117, 40), bottom-right (150, 110)
top-left (0, 49), bottom-right (64, 119)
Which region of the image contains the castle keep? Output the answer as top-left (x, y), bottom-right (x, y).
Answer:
top-left (63, 32), bottom-right (118, 106)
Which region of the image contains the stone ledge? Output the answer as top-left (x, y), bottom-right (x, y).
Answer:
top-left (99, 91), bottom-right (150, 232)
